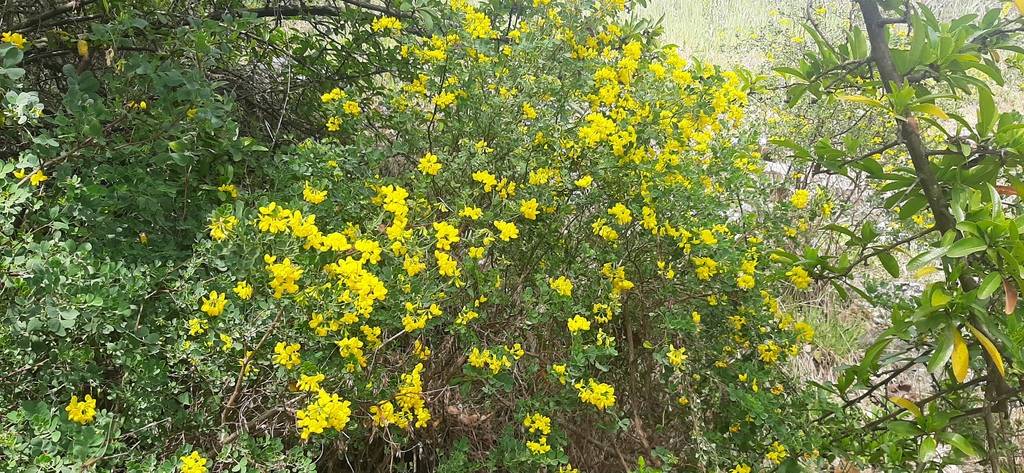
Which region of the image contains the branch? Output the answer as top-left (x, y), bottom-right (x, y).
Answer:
top-left (12, 0), bottom-right (96, 31)
top-left (858, 0), bottom-right (1013, 416)
top-left (209, 2), bottom-right (412, 21)
top-left (836, 140), bottom-right (900, 168)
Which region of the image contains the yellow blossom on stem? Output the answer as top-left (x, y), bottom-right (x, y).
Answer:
top-left (790, 189), bottom-right (810, 209)
top-left (418, 152), bottom-right (442, 175)
top-left (29, 170), bottom-right (48, 186)
top-left (549, 276), bottom-right (573, 297)
top-left (295, 390), bottom-right (352, 439)
top-left (303, 182), bottom-right (327, 204)
top-left (233, 281), bottom-right (253, 300)
top-left (2, 31), bottom-right (27, 49)
top-left (371, 16), bottom-right (403, 33)
top-left (66, 394), bottom-right (96, 424)
top-left (208, 215), bottom-right (238, 241)
top-left (459, 206), bottom-right (482, 220)
top-left (607, 203), bottom-right (632, 225)
top-left (273, 341), bottom-right (302, 369)
top-left (180, 451), bottom-right (208, 473)
top-left (566, 315), bottom-right (590, 334)
top-left (577, 378), bottom-right (615, 410)
top-left (519, 198), bottom-right (539, 220)
top-left (494, 220), bottom-right (519, 241)
top-left (200, 291), bottom-right (227, 316)
top-left (786, 265), bottom-right (812, 289)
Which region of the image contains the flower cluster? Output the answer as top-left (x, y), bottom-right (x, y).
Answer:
top-left (523, 412), bottom-right (552, 455)
top-left (65, 394), bottom-right (96, 424)
top-left (295, 390), bottom-right (352, 440)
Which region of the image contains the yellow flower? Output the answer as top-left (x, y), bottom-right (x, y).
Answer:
top-left (371, 16), bottom-right (403, 33)
top-left (522, 102), bottom-right (537, 120)
top-left (217, 183), bottom-right (238, 198)
top-left (551, 363), bottom-right (567, 384)
top-left (208, 215), bottom-right (238, 241)
top-left (433, 92), bottom-right (457, 108)
top-left (787, 265), bottom-right (812, 290)
top-left (765, 441), bottom-right (789, 465)
top-left (730, 465), bottom-right (751, 473)
top-left (326, 116), bottom-right (342, 131)
top-left (303, 182), bottom-right (327, 204)
top-left (523, 412), bottom-right (552, 435)
top-left (574, 175), bottom-right (593, 188)
top-left (295, 390), bottom-right (352, 439)
top-left (607, 203), bottom-right (632, 225)
top-left (219, 333), bottom-right (233, 351)
top-left (435, 250), bottom-right (460, 278)
top-left (273, 341), bottom-right (302, 369)
top-left (519, 198), bottom-right (539, 220)
top-left (526, 436), bottom-right (551, 454)
top-left (29, 170), bottom-right (48, 186)
top-left (233, 281), bottom-right (253, 300)
top-left (464, 10), bottom-right (496, 39)
top-left (187, 318), bottom-right (208, 336)
top-left (404, 254), bottom-right (426, 276)
top-left (577, 378), bottom-right (615, 410)
top-left (180, 451), bottom-right (208, 473)
top-left (692, 256), bottom-right (719, 280)
top-left (549, 276), bottom-right (573, 297)
top-left (494, 220), bottom-right (519, 241)
top-left (200, 291), bottom-right (227, 316)
top-left (472, 170), bottom-right (498, 191)
top-left (418, 152), bottom-right (442, 175)
top-left (790, 189), bottom-right (810, 209)
top-left (432, 221), bottom-right (460, 250)
top-left (342, 100), bottom-right (361, 116)
top-left (265, 256), bottom-right (303, 298)
top-left (666, 346), bottom-right (688, 367)
top-left (566, 315), bottom-right (590, 334)
top-left (736, 272), bottom-right (755, 289)
top-left (321, 87), bottom-right (346, 103)
top-left (65, 394), bottom-right (97, 424)
top-left (298, 373), bottom-right (325, 392)
top-left (459, 206), bottom-right (483, 220)
top-left (1, 31), bottom-right (26, 49)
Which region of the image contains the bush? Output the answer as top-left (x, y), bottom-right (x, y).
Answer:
top-left (2, 0), bottom-right (835, 471)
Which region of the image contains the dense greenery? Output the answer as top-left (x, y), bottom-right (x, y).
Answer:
top-left (2, 0), bottom-right (1024, 472)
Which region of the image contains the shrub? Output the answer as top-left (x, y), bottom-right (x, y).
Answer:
top-left (2, 0), bottom-right (835, 471)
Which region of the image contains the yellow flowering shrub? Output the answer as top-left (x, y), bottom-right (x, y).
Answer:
top-left (1, 0), bottom-right (837, 470)
top-left (170, 0), bottom-right (829, 469)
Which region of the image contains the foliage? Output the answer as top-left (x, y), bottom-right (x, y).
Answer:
top-left (777, 0), bottom-right (1024, 470)
top-left (0, 0), bottom-right (845, 471)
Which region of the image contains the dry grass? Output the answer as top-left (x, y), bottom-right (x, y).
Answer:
top-left (638, 0), bottom-right (1003, 68)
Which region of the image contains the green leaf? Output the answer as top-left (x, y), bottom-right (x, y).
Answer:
top-left (887, 420), bottom-right (924, 436)
top-left (836, 93), bottom-right (886, 109)
top-left (977, 272), bottom-right (1002, 299)
top-left (938, 432), bottom-right (979, 457)
top-left (878, 252), bottom-right (901, 278)
top-left (910, 103), bottom-right (949, 120)
top-left (908, 245), bottom-right (950, 271)
top-left (945, 237), bottom-right (987, 258)
top-left (977, 85), bottom-right (996, 137)
top-left (928, 326), bottom-right (956, 374)
top-left (918, 437), bottom-right (937, 462)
